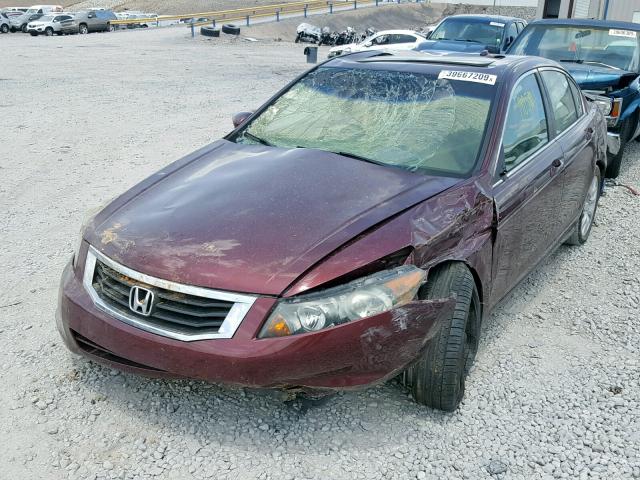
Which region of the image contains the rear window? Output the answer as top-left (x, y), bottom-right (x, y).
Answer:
top-left (431, 19), bottom-right (505, 48)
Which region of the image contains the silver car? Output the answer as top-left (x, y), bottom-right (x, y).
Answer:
top-left (0, 12), bottom-right (11, 33)
top-left (27, 13), bottom-right (74, 36)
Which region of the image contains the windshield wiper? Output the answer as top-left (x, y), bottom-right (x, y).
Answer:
top-left (560, 59), bottom-right (621, 70)
top-left (243, 131), bottom-right (273, 146)
top-left (582, 60), bottom-right (622, 70)
top-left (330, 150), bottom-right (387, 167)
top-left (454, 38), bottom-right (482, 43)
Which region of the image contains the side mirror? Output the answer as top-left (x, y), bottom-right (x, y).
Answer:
top-left (232, 111), bottom-right (253, 128)
top-left (364, 42), bottom-right (372, 47)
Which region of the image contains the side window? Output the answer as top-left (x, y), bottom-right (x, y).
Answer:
top-left (391, 34), bottom-right (417, 44)
top-left (506, 23), bottom-right (518, 41)
top-left (569, 80), bottom-right (584, 115)
top-left (373, 35), bottom-right (389, 45)
top-left (503, 74), bottom-right (549, 171)
top-left (540, 70), bottom-right (579, 135)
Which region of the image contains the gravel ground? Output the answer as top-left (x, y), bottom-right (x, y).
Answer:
top-left (1, 26), bottom-right (640, 480)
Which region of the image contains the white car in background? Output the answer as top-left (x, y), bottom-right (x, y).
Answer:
top-left (27, 13), bottom-right (74, 36)
top-left (1, 12), bottom-right (11, 33)
top-left (328, 30), bottom-right (428, 58)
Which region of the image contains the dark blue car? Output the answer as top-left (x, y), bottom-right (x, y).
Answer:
top-left (509, 19), bottom-right (640, 178)
top-left (416, 15), bottom-right (527, 55)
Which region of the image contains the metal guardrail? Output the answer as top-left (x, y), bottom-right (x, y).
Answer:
top-left (110, 0), bottom-right (422, 35)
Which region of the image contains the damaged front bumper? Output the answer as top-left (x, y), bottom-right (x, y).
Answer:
top-left (57, 259), bottom-right (454, 390)
top-left (607, 132), bottom-right (621, 156)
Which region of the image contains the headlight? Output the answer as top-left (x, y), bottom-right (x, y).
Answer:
top-left (73, 197), bottom-right (114, 267)
top-left (584, 92), bottom-right (622, 126)
top-left (259, 265), bottom-right (426, 338)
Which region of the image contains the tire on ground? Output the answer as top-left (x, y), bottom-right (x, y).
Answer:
top-left (404, 262), bottom-right (481, 412)
top-left (201, 26), bottom-right (220, 37)
top-left (566, 165), bottom-right (601, 246)
top-left (221, 24), bottom-right (240, 35)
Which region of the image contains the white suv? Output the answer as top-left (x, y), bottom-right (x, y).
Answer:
top-left (27, 13), bottom-right (73, 36)
top-left (0, 12), bottom-right (11, 33)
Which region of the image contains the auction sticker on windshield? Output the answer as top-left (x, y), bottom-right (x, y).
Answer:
top-left (609, 29), bottom-right (637, 38)
top-left (438, 70), bottom-right (497, 86)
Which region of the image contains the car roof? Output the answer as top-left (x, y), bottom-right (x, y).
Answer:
top-left (441, 14), bottom-right (526, 23)
top-left (529, 18), bottom-right (640, 31)
top-left (326, 50), bottom-right (558, 80)
top-left (373, 29), bottom-right (421, 36)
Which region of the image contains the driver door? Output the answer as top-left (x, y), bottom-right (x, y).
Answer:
top-left (491, 71), bottom-right (565, 304)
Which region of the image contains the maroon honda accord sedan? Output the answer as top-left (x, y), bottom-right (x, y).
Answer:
top-left (57, 51), bottom-right (607, 411)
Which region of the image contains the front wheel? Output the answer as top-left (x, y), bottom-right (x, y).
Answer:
top-left (403, 262), bottom-right (481, 412)
top-left (1, 24), bottom-right (9, 34)
top-left (45, 27), bottom-right (53, 36)
top-left (79, 24), bottom-right (88, 34)
top-left (566, 166), bottom-right (601, 246)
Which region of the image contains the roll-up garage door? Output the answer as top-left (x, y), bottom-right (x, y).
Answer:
top-left (573, 0), bottom-right (590, 18)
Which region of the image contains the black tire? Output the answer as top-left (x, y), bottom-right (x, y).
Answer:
top-left (566, 166), bottom-right (601, 246)
top-left (1, 24), bottom-right (9, 34)
top-left (79, 23), bottom-right (88, 34)
top-left (200, 26), bottom-right (220, 37)
top-left (404, 262), bottom-right (481, 412)
top-left (21, 24), bottom-right (28, 33)
top-left (45, 27), bottom-right (54, 36)
top-left (222, 23), bottom-right (240, 35)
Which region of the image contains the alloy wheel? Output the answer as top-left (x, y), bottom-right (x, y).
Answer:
top-left (580, 175), bottom-right (599, 238)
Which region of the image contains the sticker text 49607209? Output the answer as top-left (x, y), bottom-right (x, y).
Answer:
top-left (438, 70), bottom-right (498, 86)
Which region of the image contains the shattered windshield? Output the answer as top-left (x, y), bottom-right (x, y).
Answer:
top-left (430, 19), bottom-right (504, 47)
top-left (510, 25), bottom-right (640, 71)
top-left (235, 67), bottom-right (495, 177)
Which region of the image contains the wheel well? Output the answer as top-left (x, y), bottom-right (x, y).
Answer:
top-left (425, 260), bottom-right (484, 308)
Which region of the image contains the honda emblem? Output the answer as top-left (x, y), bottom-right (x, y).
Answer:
top-left (129, 286), bottom-right (155, 316)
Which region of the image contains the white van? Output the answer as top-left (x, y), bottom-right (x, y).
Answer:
top-left (24, 5), bottom-right (64, 15)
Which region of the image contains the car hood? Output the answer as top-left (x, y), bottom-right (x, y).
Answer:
top-left (416, 39), bottom-right (489, 53)
top-left (86, 140), bottom-right (460, 295)
top-left (563, 63), bottom-right (639, 91)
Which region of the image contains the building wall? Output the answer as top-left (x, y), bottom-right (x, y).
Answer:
top-left (604, 0), bottom-right (640, 22)
top-left (538, 0), bottom-right (640, 21)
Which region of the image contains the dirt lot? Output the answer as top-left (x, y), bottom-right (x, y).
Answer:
top-left (1, 25), bottom-right (639, 480)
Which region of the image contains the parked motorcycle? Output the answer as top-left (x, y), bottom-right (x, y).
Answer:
top-left (295, 23), bottom-right (321, 43)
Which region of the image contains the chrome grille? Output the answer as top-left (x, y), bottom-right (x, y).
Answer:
top-left (93, 261), bottom-right (232, 332)
top-left (83, 247), bottom-right (256, 341)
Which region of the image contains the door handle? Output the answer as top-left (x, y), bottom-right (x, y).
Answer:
top-left (551, 158), bottom-right (563, 168)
